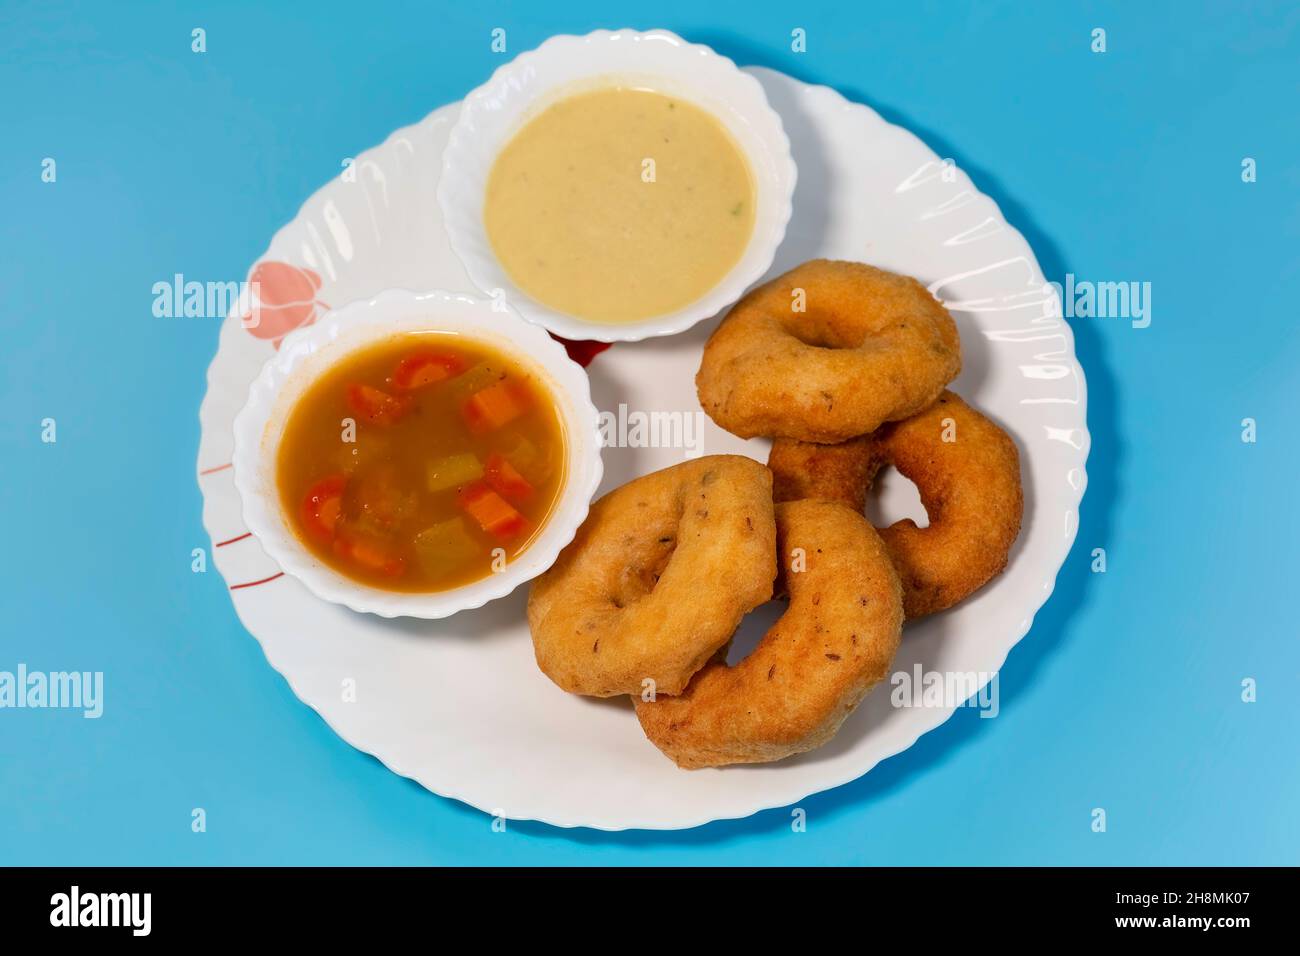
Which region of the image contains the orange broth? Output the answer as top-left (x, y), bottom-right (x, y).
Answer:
top-left (276, 333), bottom-right (566, 592)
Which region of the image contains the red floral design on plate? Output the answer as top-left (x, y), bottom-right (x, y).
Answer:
top-left (242, 261), bottom-right (330, 347)
top-left (240, 264), bottom-right (612, 368)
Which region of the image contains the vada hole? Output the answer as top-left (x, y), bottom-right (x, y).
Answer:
top-left (613, 533), bottom-right (679, 606)
top-left (865, 465), bottom-right (929, 529)
top-left (783, 316), bottom-right (864, 351)
top-left (724, 600), bottom-right (787, 666)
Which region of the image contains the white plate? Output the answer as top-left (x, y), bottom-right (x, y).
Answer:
top-left (197, 67), bottom-right (1088, 831)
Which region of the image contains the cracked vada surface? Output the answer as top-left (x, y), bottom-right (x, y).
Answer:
top-left (635, 499), bottom-right (904, 769)
top-left (527, 455), bottom-right (777, 698)
top-left (696, 259), bottom-right (961, 443)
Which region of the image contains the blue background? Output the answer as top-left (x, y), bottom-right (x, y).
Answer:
top-left (2, 0), bottom-right (1298, 865)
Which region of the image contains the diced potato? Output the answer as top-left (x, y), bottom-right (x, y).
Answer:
top-left (446, 362), bottom-right (506, 406)
top-left (426, 453), bottom-right (484, 493)
top-left (499, 434), bottom-right (552, 484)
top-left (413, 517), bottom-right (482, 575)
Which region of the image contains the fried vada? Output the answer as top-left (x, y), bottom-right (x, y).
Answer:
top-left (769, 391), bottom-right (1023, 618)
top-left (696, 259), bottom-right (961, 443)
top-left (635, 499), bottom-right (904, 769)
top-left (527, 455), bottom-right (777, 698)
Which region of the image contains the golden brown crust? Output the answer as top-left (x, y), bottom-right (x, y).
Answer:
top-left (696, 259), bottom-right (961, 443)
top-left (767, 391), bottom-right (1023, 618)
top-left (873, 392), bottom-right (1022, 618)
top-left (527, 456), bottom-right (777, 698)
top-left (634, 499), bottom-right (904, 769)
top-left (768, 433), bottom-right (879, 513)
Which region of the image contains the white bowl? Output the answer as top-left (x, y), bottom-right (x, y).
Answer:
top-left (231, 289), bottom-right (604, 619)
top-left (437, 28), bottom-right (797, 343)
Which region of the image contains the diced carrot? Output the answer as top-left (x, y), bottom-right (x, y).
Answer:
top-left (484, 452), bottom-right (535, 504)
top-left (447, 362), bottom-right (506, 406)
top-left (301, 474), bottom-right (347, 539)
top-left (346, 384), bottom-right (411, 425)
top-left (460, 380), bottom-right (530, 433)
top-left (333, 532), bottom-right (405, 577)
top-left (393, 351), bottom-right (467, 391)
top-left (458, 481), bottom-right (528, 541)
top-left (317, 496), bottom-right (342, 532)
